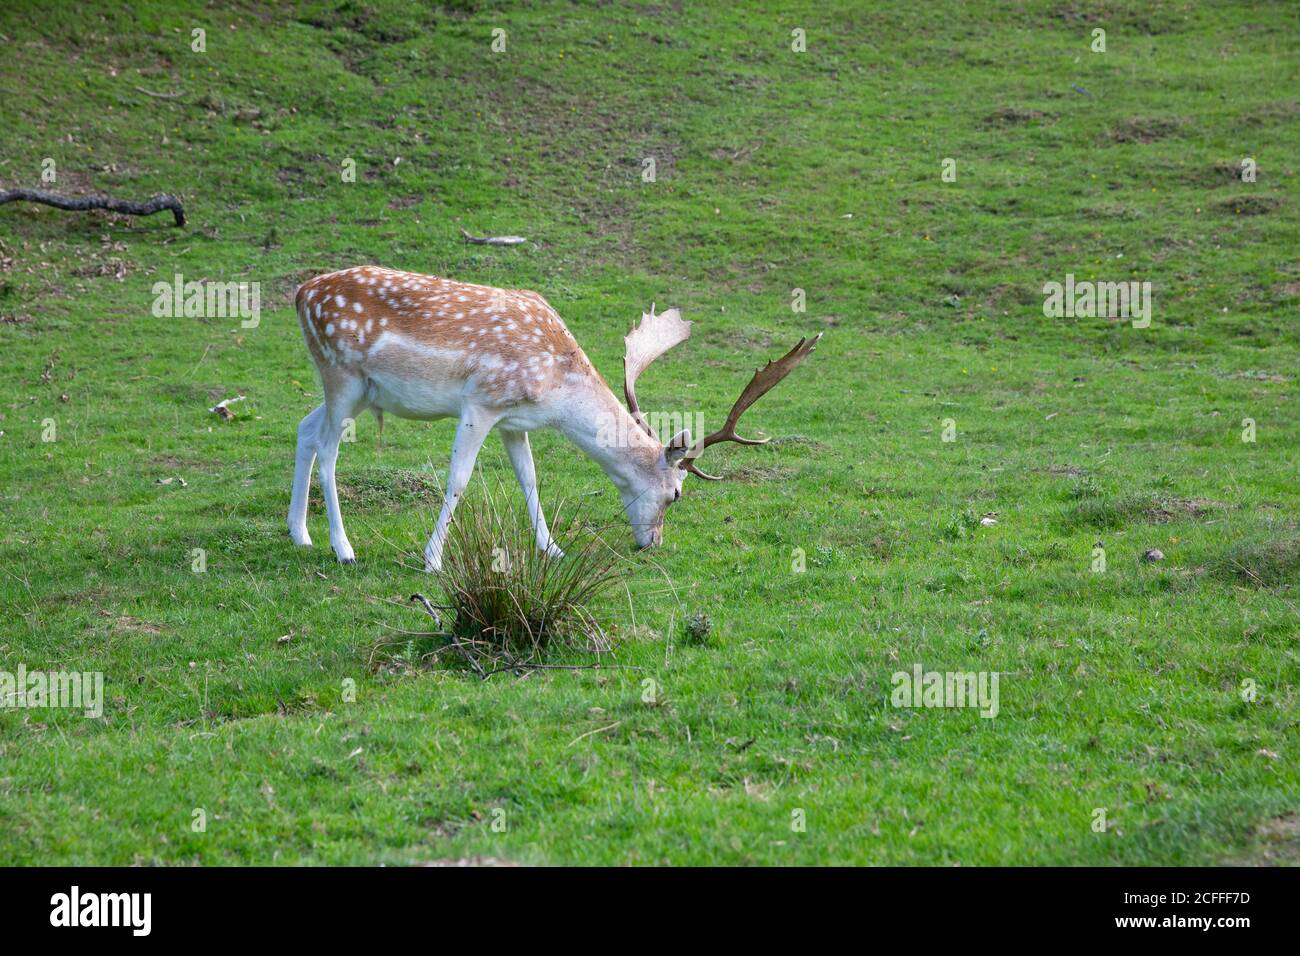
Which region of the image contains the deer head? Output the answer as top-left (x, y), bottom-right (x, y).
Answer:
top-left (619, 305), bottom-right (822, 548)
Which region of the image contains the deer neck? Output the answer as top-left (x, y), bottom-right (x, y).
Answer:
top-left (555, 375), bottom-right (660, 490)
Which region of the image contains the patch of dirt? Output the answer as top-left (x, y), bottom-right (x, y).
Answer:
top-left (1226, 813), bottom-right (1300, 866)
top-left (980, 106), bottom-right (1054, 129)
top-left (1222, 368), bottom-right (1287, 383)
top-left (298, 2), bottom-right (426, 46)
top-left (107, 614), bottom-right (163, 636)
top-left (1215, 195), bottom-right (1281, 216)
top-left (273, 151), bottom-right (330, 195)
top-left (710, 141), bottom-right (764, 163)
top-left (1042, 465), bottom-right (1083, 478)
top-left (1234, 100), bottom-right (1300, 128)
top-left (40, 586), bottom-right (113, 607)
top-left (1063, 494), bottom-right (1175, 532)
top-left (273, 165), bottom-right (315, 197)
top-left (1048, 1), bottom-right (1187, 35)
top-left (986, 283), bottom-right (1041, 308)
top-left (1206, 160), bottom-right (1254, 184)
top-left (1079, 203), bottom-right (1142, 221)
top-left (1102, 116), bottom-right (1183, 144)
top-left (1145, 498), bottom-right (1224, 523)
top-left (70, 259), bottom-right (128, 281)
top-left (19, 168), bottom-right (97, 196)
top-left (563, 189), bottom-right (636, 267)
top-left (387, 194), bottom-right (423, 210)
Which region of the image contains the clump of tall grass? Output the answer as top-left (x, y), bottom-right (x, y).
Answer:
top-left (1209, 537), bottom-right (1300, 588)
top-left (408, 481), bottom-right (624, 675)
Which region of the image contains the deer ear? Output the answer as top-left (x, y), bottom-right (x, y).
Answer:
top-left (665, 428), bottom-right (692, 465)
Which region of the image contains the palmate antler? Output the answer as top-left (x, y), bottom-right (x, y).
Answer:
top-left (680, 334), bottom-right (822, 479)
top-left (623, 304), bottom-right (692, 438)
top-left (622, 306), bottom-right (822, 478)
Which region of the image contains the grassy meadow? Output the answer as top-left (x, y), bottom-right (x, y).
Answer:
top-left (0, 0), bottom-right (1297, 865)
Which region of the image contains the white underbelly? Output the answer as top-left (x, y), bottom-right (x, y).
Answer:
top-left (364, 371), bottom-right (463, 421)
top-left (494, 404), bottom-right (552, 431)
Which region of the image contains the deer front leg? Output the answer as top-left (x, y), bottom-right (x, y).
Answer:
top-left (501, 429), bottom-right (564, 560)
top-left (288, 404), bottom-right (324, 547)
top-left (316, 379), bottom-right (366, 564)
top-left (425, 407), bottom-right (496, 573)
top-left (316, 419), bottom-right (355, 564)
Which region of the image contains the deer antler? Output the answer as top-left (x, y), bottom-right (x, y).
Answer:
top-left (682, 333), bottom-right (823, 480)
top-left (623, 304), bottom-right (692, 437)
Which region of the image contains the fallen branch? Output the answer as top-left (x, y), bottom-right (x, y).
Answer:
top-left (410, 593), bottom-right (486, 678)
top-left (0, 188), bottom-right (185, 227)
top-left (410, 592), bottom-right (444, 622)
top-left (459, 227), bottom-right (527, 246)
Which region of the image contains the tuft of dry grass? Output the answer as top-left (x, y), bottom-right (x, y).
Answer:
top-left (1102, 115), bottom-right (1184, 143)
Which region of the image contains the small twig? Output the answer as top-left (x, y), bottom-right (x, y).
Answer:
top-left (567, 720), bottom-right (621, 748)
top-left (448, 637), bottom-right (487, 679)
top-left (182, 343), bottom-right (212, 380)
top-left (134, 85), bottom-right (185, 99)
top-left (410, 593), bottom-right (485, 678)
top-left (379, 593), bottom-right (450, 612)
top-left (0, 188), bottom-right (185, 227)
top-left (459, 227), bottom-right (527, 246)
top-left (410, 592), bottom-right (443, 622)
top-left (374, 621), bottom-right (444, 637)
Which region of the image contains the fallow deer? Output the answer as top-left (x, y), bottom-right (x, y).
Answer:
top-left (289, 265), bottom-right (820, 570)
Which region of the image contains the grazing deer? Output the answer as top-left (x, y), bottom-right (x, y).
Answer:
top-left (289, 266), bottom-right (820, 570)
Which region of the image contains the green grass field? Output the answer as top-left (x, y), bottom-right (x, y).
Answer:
top-left (1, 0), bottom-right (1297, 865)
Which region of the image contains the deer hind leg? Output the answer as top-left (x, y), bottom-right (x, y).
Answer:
top-left (424, 406), bottom-right (497, 573)
top-left (316, 376), bottom-right (367, 564)
top-left (288, 403), bottom-right (325, 546)
top-left (501, 429), bottom-right (564, 560)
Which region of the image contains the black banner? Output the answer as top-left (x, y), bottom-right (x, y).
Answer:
top-left (0, 866), bottom-right (1283, 942)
